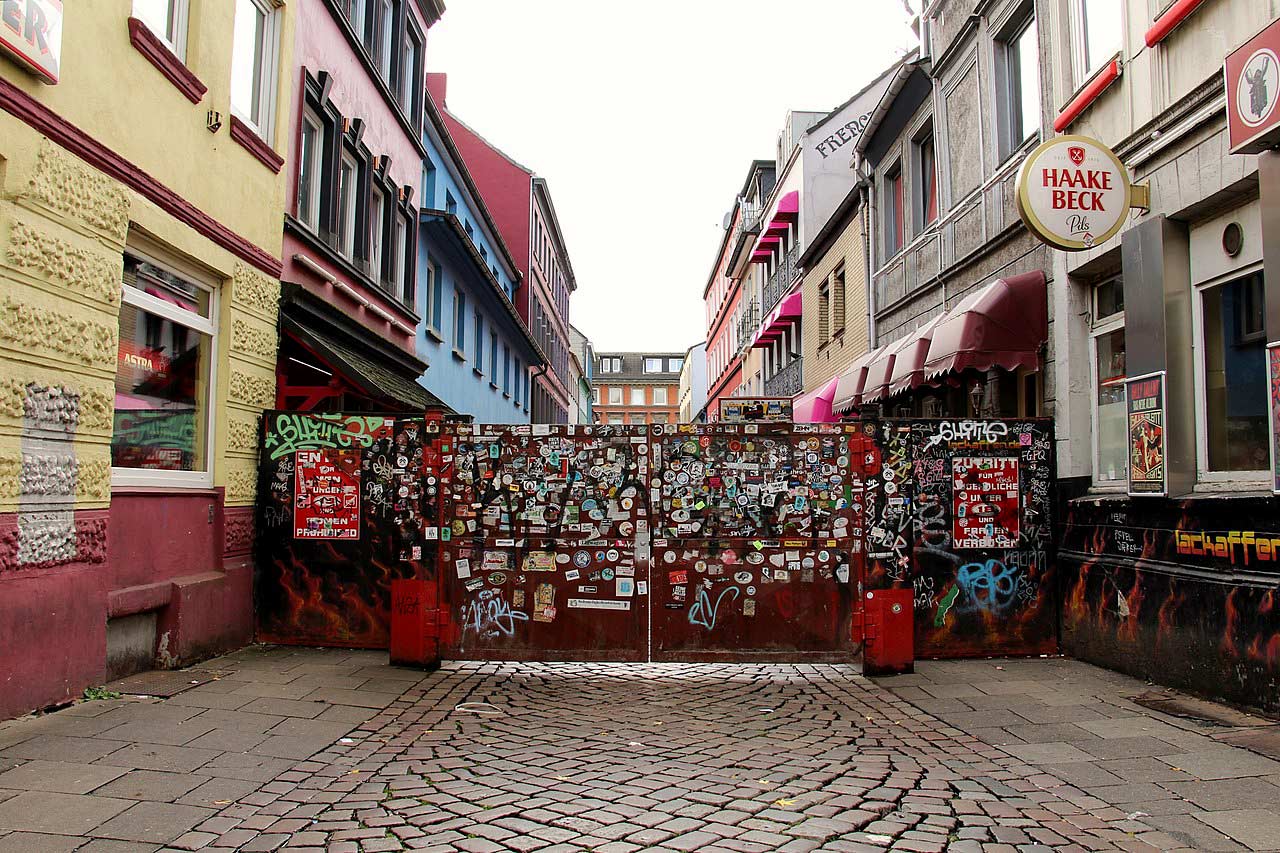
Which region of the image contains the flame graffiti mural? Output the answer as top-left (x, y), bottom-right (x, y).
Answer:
top-left (1061, 498), bottom-right (1280, 714)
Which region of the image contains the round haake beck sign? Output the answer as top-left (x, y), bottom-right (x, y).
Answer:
top-left (1015, 135), bottom-right (1133, 251)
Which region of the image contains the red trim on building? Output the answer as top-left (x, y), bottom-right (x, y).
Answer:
top-left (0, 76), bottom-right (284, 277)
top-left (1144, 0), bottom-right (1209, 48)
top-left (1054, 59), bottom-right (1121, 133)
top-left (127, 18), bottom-right (207, 105)
top-left (230, 115), bottom-right (284, 174)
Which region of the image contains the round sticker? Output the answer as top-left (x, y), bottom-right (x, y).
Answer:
top-left (664, 551), bottom-right (676, 564)
top-left (734, 571), bottom-right (753, 584)
top-left (746, 585), bottom-right (756, 596)
top-left (746, 552), bottom-right (765, 565)
top-left (602, 568), bottom-right (615, 581)
top-left (606, 549), bottom-right (620, 562)
top-left (555, 553), bottom-right (570, 564)
top-left (488, 572), bottom-right (507, 585)
top-left (574, 551), bottom-right (591, 568)
top-left (1238, 47), bottom-right (1280, 128)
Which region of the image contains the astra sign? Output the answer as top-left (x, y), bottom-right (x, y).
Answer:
top-left (1, 0), bottom-right (62, 83)
top-left (1015, 135), bottom-right (1133, 251)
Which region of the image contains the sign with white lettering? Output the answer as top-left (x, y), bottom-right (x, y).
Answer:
top-left (1226, 17), bottom-right (1280, 154)
top-left (1015, 135), bottom-right (1132, 251)
top-left (0, 0), bottom-right (63, 84)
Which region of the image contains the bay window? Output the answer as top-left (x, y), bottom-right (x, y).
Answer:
top-left (230, 0), bottom-right (280, 139)
top-left (1198, 270), bottom-right (1268, 476)
top-left (1090, 277), bottom-right (1125, 484)
top-left (113, 248), bottom-right (215, 487)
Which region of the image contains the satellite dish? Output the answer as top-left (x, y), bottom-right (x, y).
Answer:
top-left (721, 211), bottom-right (733, 230)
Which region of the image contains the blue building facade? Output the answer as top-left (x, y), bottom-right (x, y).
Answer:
top-left (416, 99), bottom-right (543, 423)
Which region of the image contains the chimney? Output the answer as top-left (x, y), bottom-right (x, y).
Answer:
top-left (426, 73), bottom-right (448, 108)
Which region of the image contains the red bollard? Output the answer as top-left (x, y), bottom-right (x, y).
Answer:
top-left (390, 578), bottom-right (441, 670)
top-left (862, 588), bottom-right (914, 676)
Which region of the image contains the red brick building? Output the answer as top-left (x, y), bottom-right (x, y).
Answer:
top-left (592, 352), bottom-right (684, 425)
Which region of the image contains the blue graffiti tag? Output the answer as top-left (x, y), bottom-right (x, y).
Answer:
top-left (688, 585), bottom-right (741, 630)
top-left (463, 589), bottom-right (528, 638)
top-left (954, 559), bottom-right (1023, 615)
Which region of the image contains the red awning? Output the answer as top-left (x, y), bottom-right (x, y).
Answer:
top-left (751, 288), bottom-right (802, 348)
top-left (923, 271), bottom-right (1048, 379)
top-left (792, 376), bottom-right (840, 424)
top-left (861, 334), bottom-right (918, 404)
top-left (831, 346), bottom-right (884, 415)
top-left (887, 315), bottom-right (945, 396)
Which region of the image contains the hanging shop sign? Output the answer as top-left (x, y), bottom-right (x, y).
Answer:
top-left (1268, 343), bottom-right (1280, 495)
top-left (1125, 371), bottom-right (1167, 497)
top-left (0, 0), bottom-right (63, 84)
top-left (718, 397), bottom-right (793, 422)
top-left (1015, 135), bottom-right (1147, 251)
top-left (1226, 17), bottom-right (1280, 154)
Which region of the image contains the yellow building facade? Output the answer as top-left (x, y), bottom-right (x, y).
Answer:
top-left (0, 0), bottom-right (293, 718)
top-left (800, 199), bottom-right (870, 395)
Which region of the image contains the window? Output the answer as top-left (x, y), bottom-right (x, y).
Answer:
top-left (297, 110), bottom-right (323, 229)
top-left (653, 387), bottom-right (668, 405)
top-left (668, 358), bottom-right (684, 372)
top-left (608, 387), bottom-right (622, 405)
top-left (1090, 277), bottom-right (1126, 484)
top-left (601, 357), bottom-right (622, 373)
top-left (423, 258), bottom-right (442, 332)
top-left (423, 159), bottom-right (436, 209)
top-left (377, 0), bottom-right (395, 80)
top-left (392, 214), bottom-right (408, 302)
top-left (914, 128), bottom-right (938, 231)
top-left (369, 188), bottom-right (386, 284)
top-left (514, 359), bottom-right (521, 405)
top-left (644, 357), bottom-right (663, 373)
top-left (133, 0), bottom-right (189, 58)
top-left (503, 345), bottom-right (512, 396)
top-left (445, 191), bottom-right (457, 216)
top-left (608, 414), bottom-right (624, 425)
top-left (344, 0), bottom-right (368, 40)
top-left (630, 388), bottom-right (645, 406)
top-left (1199, 270), bottom-right (1268, 474)
top-left (453, 291), bottom-right (466, 352)
top-left (490, 332), bottom-right (498, 385)
top-left (230, 0), bottom-right (280, 139)
top-left (400, 28), bottom-right (420, 112)
top-left (1072, 0), bottom-right (1122, 82)
top-left (831, 265), bottom-right (846, 334)
top-left (114, 249), bottom-right (215, 487)
top-left (473, 311), bottom-right (483, 371)
top-left (998, 14), bottom-right (1041, 159)
top-left (593, 387), bottom-right (601, 405)
top-left (338, 152), bottom-right (359, 258)
top-left (884, 162), bottom-right (904, 257)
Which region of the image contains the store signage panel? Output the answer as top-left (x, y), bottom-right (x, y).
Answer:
top-left (1, 0), bottom-right (63, 84)
top-left (1125, 371), bottom-right (1167, 497)
top-left (718, 397), bottom-right (793, 422)
top-left (1015, 135), bottom-right (1133, 251)
top-left (1268, 343), bottom-right (1280, 495)
top-left (1226, 17), bottom-right (1280, 154)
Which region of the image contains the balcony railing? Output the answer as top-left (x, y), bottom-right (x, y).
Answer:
top-left (764, 357), bottom-right (803, 398)
top-left (735, 299), bottom-right (760, 354)
top-left (761, 244), bottom-right (801, 315)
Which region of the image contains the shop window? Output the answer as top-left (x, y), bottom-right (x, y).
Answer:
top-left (1091, 276), bottom-right (1126, 484)
top-left (884, 162), bottom-right (904, 257)
top-left (913, 126), bottom-right (938, 231)
top-left (630, 387), bottom-right (645, 405)
top-left (1071, 0), bottom-right (1122, 83)
top-left (997, 11), bottom-right (1040, 160)
top-left (1199, 270), bottom-right (1268, 475)
top-left (230, 0), bottom-right (281, 140)
top-left (654, 387), bottom-right (668, 405)
top-left (113, 248), bottom-right (215, 487)
top-left (608, 387), bottom-right (622, 406)
top-left (297, 109), bottom-right (324, 229)
top-left (133, 0), bottom-right (189, 59)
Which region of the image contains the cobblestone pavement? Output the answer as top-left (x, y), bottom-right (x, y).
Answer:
top-left (0, 648), bottom-right (1274, 852)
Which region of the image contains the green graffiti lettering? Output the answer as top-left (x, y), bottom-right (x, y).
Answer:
top-left (265, 413), bottom-right (385, 459)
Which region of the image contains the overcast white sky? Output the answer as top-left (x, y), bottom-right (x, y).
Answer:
top-left (428, 2), bottom-right (916, 353)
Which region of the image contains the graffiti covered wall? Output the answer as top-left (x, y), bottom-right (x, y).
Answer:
top-left (255, 412), bottom-right (447, 647)
top-left (863, 419), bottom-right (1056, 657)
top-left (1061, 496), bottom-right (1280, 714)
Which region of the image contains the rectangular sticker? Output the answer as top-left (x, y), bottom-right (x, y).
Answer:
top-left (952, 456), bottom-right (1021, 549)
top-left (294, 449), bottom-right (360, 539)
top-left (1126, 371), bottom-right (1167, 497)
top-left (567, 598), bottom-right (631, 611)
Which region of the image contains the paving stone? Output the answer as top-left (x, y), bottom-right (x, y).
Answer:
top-left (0, 790), bottom-right (134, 834)
top-left (0, 759), bottom-right (130, 793)
top-left (1195, 808), bottom-right (1280, 850)
top-left (92, 770), bottom-right (211, 802)
top-left (0, 831), bottom-right (84, 852)
top-left (90, 802), bottom-right (216, 843)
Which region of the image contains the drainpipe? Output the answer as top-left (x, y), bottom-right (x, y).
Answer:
top-left (854, 155), bottom-right (878, 348)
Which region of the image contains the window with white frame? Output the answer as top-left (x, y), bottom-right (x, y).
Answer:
top-left (1090, 277), bottom-right (1126, 484)
top-left (1071, 0), bottom-right (1122, 83)
top-left (230, 0), bottom-right (280, 139)
top-left (1198, 269), bottom-right (1268, 475)
top-left (913, 125), bottom-right (938, 231)
top-left (601, 357), bottom-right (621, 373)
top-left (297, 109), bottom-right (323, 229)
top-left (453, 291), bottom-right (466, 352)
top-left (668, 357), bottom-right (683, 372)
top-left (392, 213), bottom-right (408, 301)
top-left (369, 187), bottom-right (386, 284)
top-left (133, 0), bottom-right (189, 59)
top-left (608, 414), bottom-right (624, 425)
top-left (113, 248), bottom-right (216, 487)
top-left (644, 357), bottom-right (663, 373)
top-left (377, 0), bottom-right (395, 80)
top-left (423, 258), bottom-right (442, 332)
top-left (593, 387), bottom-right (601, 405)
top-left (653, 386), bottom-right (668, 405)
top-left (338, 152), bottom-right (358, 258)
top-left (630, 387), bottom-right (645, 406)
top-left (997, 12), bottom-right (1041, 160)
top-left (608, 386), bottom-right (622, 405)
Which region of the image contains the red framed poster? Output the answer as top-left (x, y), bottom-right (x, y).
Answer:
top-left (1269, 343), bottom-right (1280, 495)
top-left (294, 448), bottom-right (361, 539)
top-left (951, 456), bottom-right (1020, 549)
top-left (1126, 371), bottom-right (1167, 497)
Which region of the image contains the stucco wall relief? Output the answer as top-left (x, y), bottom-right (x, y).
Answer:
top-left (6, 221), bottom-right (122, 306)
top-left (228, 371), bottom-right (276, 410)
top-left (23, 142), bottom-right (130, 244)
top-left (0, 296), bottom-right (116, 368)
top-left (231, 262), bottom-right (280, 320)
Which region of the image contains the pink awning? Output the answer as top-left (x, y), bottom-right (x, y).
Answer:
top-left (751, 288), bottom-right (802, 348)
top-left (860, 339), bottom-right (907, 405)
top-left (923, 271), bottom-right (1048, 379)
top-left (776, 190), bottom-right (799, 216)
top-left (792, 376), bottom-right (840, 424)
top-left (887, 316), bottom-right (945, 396)
top-left (750, 190), bottom-right (800, 264)
top-left (832, 347), bottom-right (883, 415)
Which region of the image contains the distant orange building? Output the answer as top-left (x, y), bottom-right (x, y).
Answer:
top-left (592, 352), bottom-right (684, 425)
